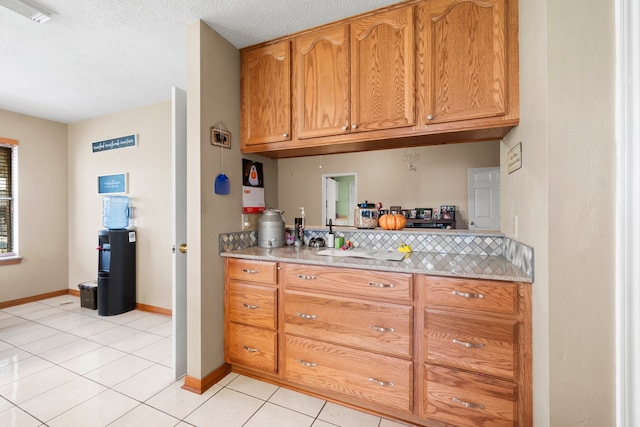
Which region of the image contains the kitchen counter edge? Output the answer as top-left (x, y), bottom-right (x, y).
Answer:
top-left (220, 246), bottom-right (532, 283)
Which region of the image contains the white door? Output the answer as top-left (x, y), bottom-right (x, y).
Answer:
top-left (171, 87), bottom-right (187, 379)
top-left (468, 167), bottom-right (500, 230)
top-left (325, 177), bottom-right (338, 225)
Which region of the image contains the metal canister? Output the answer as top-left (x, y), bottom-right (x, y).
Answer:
top-left (258, 209), bottom-right (286, 248)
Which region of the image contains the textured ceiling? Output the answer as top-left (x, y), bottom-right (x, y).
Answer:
top-left (0, 0), bottom-right (400, 124)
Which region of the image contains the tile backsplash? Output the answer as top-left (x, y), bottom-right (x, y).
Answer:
top-left (219, 228), bottom-right (534, 280)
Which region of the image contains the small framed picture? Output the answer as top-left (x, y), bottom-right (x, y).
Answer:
top-left (424, 208), bottom-right (433, 220)
top-left (211, 128), bottom-right (231, 148)
top-left (97, 173), bottom-right (128, 194)
top-left (390, 206), bottom-right (402, 214)
top-left (441, 205), bottom-right (456, 220)
top-left (409, 209), bottom-right (417, 219)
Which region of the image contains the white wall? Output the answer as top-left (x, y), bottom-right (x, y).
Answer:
top-left (278, 141), bottom-right (499, 227)
top-left (502, 0), bottom-right (616, 425)
top-left (186, 20), bottom-right (278, 378)
top-left (0, 109), bottom-right (68, 302)
top-left (67, 101), bottom-right (173, 310)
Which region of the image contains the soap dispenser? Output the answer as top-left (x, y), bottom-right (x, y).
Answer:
top-left (294, 207), bottom-right (305, 247)
top-left (327, 219), bottom-right (335, 248)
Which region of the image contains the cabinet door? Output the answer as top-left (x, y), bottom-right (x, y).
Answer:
top-left (350, 6), bottom-right (415, 133)
top-left (425, 365), bottom-right (516, 427)
top-left (419, 0), bottom-right (508, 125)
top-left (294, 24), bottom-right (350, 139)
top-left (425, 311), bottom-right (517, 380)
top-left (241, 41), bottom-right (291, 146)
top-left (228, 282), bottom-right (277, 330)
top-left (285, 335), bottom-right (413, 414)
top-left (226, 323), bottom-right (277, 374)
top-left (284, 291), bottom-right (412, 358)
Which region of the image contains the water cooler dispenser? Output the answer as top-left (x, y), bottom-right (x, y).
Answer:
top-left (97, 196), bottom-right (136, 316)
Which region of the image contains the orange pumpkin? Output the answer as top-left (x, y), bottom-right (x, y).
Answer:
top-left (378, 213), bottom-right (407, 230)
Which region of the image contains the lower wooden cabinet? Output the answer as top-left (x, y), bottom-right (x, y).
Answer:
top-left (226, 323), bottom-right (277, 374)
top-left (223, 259), bottom-right (532, 427)
top-left (224, 258), bottom-right (279, 375)
top-left (283, 290), bottom-right (413, 358)
top-left (284, 334), bottom-right (413, 414)
top-left (424, 365), bottom-right (517, 427)
top-left (425, 311), bottom-right (517, 380)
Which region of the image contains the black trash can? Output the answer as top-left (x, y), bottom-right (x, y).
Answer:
top-left (78, 281), bottom-right (98, 310)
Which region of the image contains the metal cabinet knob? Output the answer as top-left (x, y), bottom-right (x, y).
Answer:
top-left (342, 125), bottom-right (348, 130)
top-left (282, 133), bottom-right (288, 138)
top-left (351, 124), bottom-right (358, 129)
top-left (427, 114), bottom-right (434, 120)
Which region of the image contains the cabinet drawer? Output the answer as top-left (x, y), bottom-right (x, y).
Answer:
top-left (228, 282), bottom-right (277, 330)
top-left (227, 259), bottom-right (277, 285)
top-left (284, 334), bottom-right (413, 414)
top-left (425, 276), bottom-right (518, 315)
top-left (226, 323), bottom-right (277, 374)
top-left (284, 291), bottom-right (412, 358)
top-left (425, 311), bottom-right (517, 380)
top-left (282, 263), bottom-right (413, 301)
top-left (425, 365), bottom-right (516, 427)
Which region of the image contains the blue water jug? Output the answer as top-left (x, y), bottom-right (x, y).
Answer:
top-left (102, 196), bottom-right (130, 229)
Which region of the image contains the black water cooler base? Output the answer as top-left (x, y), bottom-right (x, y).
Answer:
top-left (97, 229), bottom-right (136, 316)
top-left (98, 275), bottom-right (136, 316)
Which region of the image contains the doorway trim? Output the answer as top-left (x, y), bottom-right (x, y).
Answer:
top-left (321, 173), bottom-right (357, 226)
top-left (616, 0), bottom-right (639, 425)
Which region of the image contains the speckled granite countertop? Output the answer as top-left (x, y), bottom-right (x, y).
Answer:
top-left (221, 246), bottom-right (532, 283)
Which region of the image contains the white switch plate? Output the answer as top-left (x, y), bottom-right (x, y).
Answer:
top-left (241, 214), bottom-right (251, 230)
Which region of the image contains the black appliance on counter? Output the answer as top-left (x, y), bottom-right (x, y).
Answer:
top-left (97, 229), bottom-right (136, 316)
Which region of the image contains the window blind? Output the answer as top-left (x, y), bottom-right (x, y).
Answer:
top-left (0, 146), bottom-right (12, 253)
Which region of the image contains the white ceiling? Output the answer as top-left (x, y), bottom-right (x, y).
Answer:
top-left (0, 0), bottom-right (400, 124)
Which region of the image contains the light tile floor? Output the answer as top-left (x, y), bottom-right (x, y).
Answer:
top-left (0, 295), bottom-right (412, 427)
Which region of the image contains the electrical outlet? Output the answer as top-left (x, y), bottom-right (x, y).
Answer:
top-left (241, 214), bottom-right (251, 230)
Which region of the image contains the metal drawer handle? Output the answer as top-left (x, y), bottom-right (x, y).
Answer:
top-left (452, 290), bottom-right (484, 299)
top-left (368, 281), bottom-right (394, 288)
top-left (369, 325), bottom-right (395, 333)
top-left (243, 303), bottom-right (260, 310)
top-left (296, 312), bottom-right (317, 320)
top-left (296, 274), bottom-right (317, 280)
top-left (242, 269), bottom-right (259, 274)
top-left (296, 359), bottom-right (317, 367)
top-left (242, 346), bottom-right (259, 353)
top-left (452, 397), bottom-right (485, 409)
top-left (452, 339), bottom-right (485, 349)
top-left (368, 377), bottom-right (394, 387)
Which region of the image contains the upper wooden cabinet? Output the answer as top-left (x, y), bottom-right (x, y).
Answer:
top-left (351, 6), bottom-right (415, 133)
top-left (293, 6), bottom-right (414, 140)
top-left (293, 24), bottom-right (350, 139)
top-left (240, 0), bottom-right (518, 158)
top-left (241, 41), bottom-right (291, 146)
top-left (417, 0), bottom-right (510, 127)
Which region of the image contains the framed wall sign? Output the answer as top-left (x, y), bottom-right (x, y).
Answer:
top-left (97, 173), bottom-right (128, 194)
top-left (92, 135), bottom-right (137, 153)
top-left (508, 142), bottom-right (523, 174)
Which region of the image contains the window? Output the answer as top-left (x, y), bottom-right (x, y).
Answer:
top-left (0, 138), bottom-right (17, 257)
